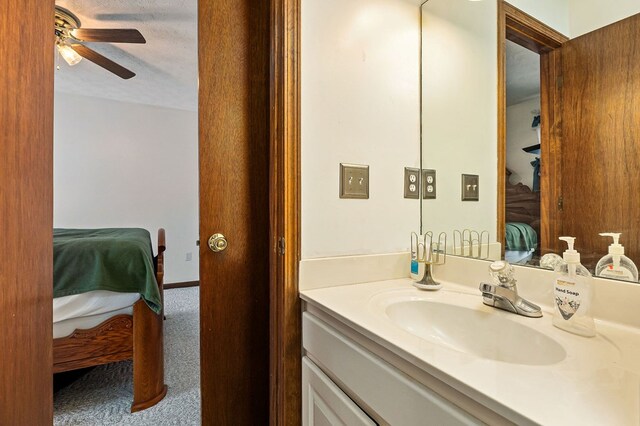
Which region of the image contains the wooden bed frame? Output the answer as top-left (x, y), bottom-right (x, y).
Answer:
top-left (53, 228), bottom-right (168, 412)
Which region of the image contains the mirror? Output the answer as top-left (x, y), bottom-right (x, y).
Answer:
top-left (420, 0), bottom-right (640, 283)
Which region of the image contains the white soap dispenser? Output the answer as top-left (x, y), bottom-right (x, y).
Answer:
top-left (553, 237), bottom-right (596, 337)
top-left (595, 233), bottom-right (639, 282)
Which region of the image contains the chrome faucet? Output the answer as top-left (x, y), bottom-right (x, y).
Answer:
top-left (479, 261), bottom-right (542, 318)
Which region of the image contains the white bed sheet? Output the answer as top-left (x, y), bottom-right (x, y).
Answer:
top-left (505, 249), bottom-right (535, 264)
top-left (53, 306), bottom-right (135, 339)
top-left (53, 290), bottom-right (140, 339)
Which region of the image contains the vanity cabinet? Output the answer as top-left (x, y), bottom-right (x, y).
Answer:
top-left (302, 357), bottom-right (376, 426)
top-left (302, 309), bottom-right (486, 426)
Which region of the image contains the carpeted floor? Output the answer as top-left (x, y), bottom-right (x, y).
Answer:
top-left (54, 287), bottom-right (201, 425)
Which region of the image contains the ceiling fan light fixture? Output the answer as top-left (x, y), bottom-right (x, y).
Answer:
top-left (57, 42), bottom-right (82, 66)
top-left (54, 5), bottom-right (143, 79)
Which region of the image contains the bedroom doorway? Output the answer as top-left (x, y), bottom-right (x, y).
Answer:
top-left (51, 0), bottom-right (200, 421)
top-left (498, 1), bottom-right (569, 262)
top-left (504, 40), bottom-right (542, 265)
top-left (1, 0), bottom-right (301, 424)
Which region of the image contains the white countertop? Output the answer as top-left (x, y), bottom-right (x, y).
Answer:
top-left (301, 279), bottom-right (640, 426)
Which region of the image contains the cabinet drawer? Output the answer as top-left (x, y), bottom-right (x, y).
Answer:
top-left (303, 357), bottom-right (376, 426)
top-left (303, 312), bottom-right (482, 426)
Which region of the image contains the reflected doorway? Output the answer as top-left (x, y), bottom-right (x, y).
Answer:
top-left (504, 40), bottom-right (542, 266)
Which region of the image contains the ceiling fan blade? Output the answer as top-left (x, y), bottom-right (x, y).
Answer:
top-left (70, 28), bottom-right (146, 44)
top-left (70, 44), bottom-right (136, 80)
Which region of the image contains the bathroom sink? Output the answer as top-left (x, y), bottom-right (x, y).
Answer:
top-left (385, 300), bottom-right (566, 365)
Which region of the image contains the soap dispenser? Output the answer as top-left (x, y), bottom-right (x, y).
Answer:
top-left (595, 233), bottom-right (639, 282)
top-left (553, 237), bottom-right (596, 337)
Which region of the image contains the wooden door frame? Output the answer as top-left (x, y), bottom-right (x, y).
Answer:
top-left (270, 0), bottom-right (302, 424)
top-left (0, 0), bottom-right (299, 422)
top-left (497, 1), bottom-right (569, 254)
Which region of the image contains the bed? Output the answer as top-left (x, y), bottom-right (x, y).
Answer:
top-left (505, 176), bottom-right (540, 264)
top-left (52, 228), bottom-right (168, 412)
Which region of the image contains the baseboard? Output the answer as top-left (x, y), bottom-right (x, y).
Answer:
top-left (164, 280), bottom-right (199, 289)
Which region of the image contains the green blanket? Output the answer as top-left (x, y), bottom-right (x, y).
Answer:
top-left (53, 228), bottom-right (162, 314)
top-left (505, 222), bottom-right (538, 252)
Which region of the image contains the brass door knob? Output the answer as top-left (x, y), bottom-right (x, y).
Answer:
top-left (208, 233), bottom-right (228, 252)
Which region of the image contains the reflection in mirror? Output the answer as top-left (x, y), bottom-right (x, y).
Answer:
top-left (504, 40), bottom-right (540, 266)
top-left (421, 0), bottom-right (640, 283)
top-left (421, 0), bottom-right (500, 260)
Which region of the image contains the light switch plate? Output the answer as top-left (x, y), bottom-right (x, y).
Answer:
top-left (340, 163), bottom-right (369, 199)
top-left (461, 174), bottom-right (479, 201)
top-left (422, 169), bottom-right (436, 199)
top-left (404, 167), bottom-right (420, 199)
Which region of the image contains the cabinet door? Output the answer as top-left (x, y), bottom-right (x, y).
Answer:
top-left (302, 357), bottom-right (376, 426)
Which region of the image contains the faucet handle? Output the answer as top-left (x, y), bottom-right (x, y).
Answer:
top-left (489, 261), bottom-right (517, 288)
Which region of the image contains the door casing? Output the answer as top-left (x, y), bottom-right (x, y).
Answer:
top-left (0, 0), bottom-right (302, 424)
top-left (269, 0), bottom-right (302, 424)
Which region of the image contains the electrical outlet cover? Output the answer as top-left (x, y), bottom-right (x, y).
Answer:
top-left (404, 167), bottom-right (420, 199)
top-left (340, 163), bottom-right (369, 199)
top-left (422, 169), bottom-right (436, 199)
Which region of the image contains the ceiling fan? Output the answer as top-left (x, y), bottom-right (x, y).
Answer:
top-left (55, 5), bottom-right (146, 79)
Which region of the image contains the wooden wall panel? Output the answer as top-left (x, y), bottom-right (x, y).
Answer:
top-left (0, 0), bottom-right (54, 424)
top-left (198, 0), bottom-right (271, 424)
top-left (560, 14), bottom-right (640, 270)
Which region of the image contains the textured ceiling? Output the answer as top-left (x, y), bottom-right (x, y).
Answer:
top-left (54, 0), bottom-right (197, 111)
top-left (506, 40), bottom-right (540, 107)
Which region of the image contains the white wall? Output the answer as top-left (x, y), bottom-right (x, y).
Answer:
top-left (506, 96), bottom-right (540, 189)
top-left (301, 0), bottom-right (421, 258)
top-left (421, 0), bottom-right (498, 240)
top-left (300, 0), bottom-right (639, 260)
top-left (509, 0), bottom-right (570, 36)
top-left (420, 0), bottom-right (571, 244)
top-left (509, 0), bottom-right (639, 38)
top-left (569, 0), bottom-right (640, 37)
top-left (54, 93), bottom-right (199, 284)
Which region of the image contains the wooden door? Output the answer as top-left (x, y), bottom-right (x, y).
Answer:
top-left (198, 1), bottom-right (271, 424)
top-left (0, 0), bottom-right (55, 424)
top-left (559, 13), bottom-right (640, 269)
